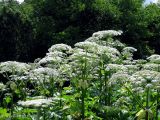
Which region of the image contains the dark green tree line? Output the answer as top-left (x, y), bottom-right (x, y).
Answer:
top-left (0, 0), bottom-right (160, 61)
top-left (0, 1), bottom-right (34, 61)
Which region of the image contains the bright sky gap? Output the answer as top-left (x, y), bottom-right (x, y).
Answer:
top-left (16, 0), bottom-right (158, 4)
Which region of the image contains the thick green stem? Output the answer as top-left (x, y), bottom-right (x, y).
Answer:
top-left (108, 87), bottom-right (111, 106)
top-left (104, 79), bottom-right (107, 106)
top-left (146, 88), bottom-right (149, 120)
top-left (43, 109), bottom-right (46, 120)
top-left (156, 90), bottom-right (159, 120)
top-left (99, 74), bottom-right (102, 104)
top-left (81, 88), bottom-right (85, 120)
top-left (124, 86), bottom-right (145, 109)
top-left (156, 66), bottom-right (160, 119)
top-left (10, 94), bottom-right (14, 120)
top-left (37, 108), bottom-right (40, 120)
top-left (59, 87), bottom-right (62, 107)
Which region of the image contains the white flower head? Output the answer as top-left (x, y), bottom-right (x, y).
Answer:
top-left (106, 64), bottom-right (127, 72)
top-left (124, 65), bottom-right (139, 72)
top-left (0, 61), bottom-right (31, 74)
top-left (0, 83), bottom-right (6, 91)
top-left (122, 47), bottom-right (137, 53)
top-left (46, 51), bottom-right (66, 58)
top-left (74, 41), bottom-right (99, 51)
top-left (143, 63), bottom-right (160, 71)
top-left (85, 36), bottom-right (100, 43)
top-left (109, 72), bottom-right (130, 86)
top-left (38, 56), bottom-right (63, 65)
top-left (33, 67), bottom-right (59, 77)
top-left (17, 98), bottom-right (53, 108)
top-left (92, 30), bottom-right (123, 39)
top-left (147, 54), bottom-right (160, 60)
top-left (130, 70), bottom-right (160, 90)
top-left (147, 54), bottom-right (160, 64)
top-left (48, 44), bottom-right (72, 53)
top-left (146, 84), bottom-right (153, 88)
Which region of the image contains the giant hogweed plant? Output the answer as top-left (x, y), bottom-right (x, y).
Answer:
top-left (0, 30), bottom-right (160, 119)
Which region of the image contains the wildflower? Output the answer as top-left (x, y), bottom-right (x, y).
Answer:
top-left (38, 56), bottom-right (63, 65)
top-left (85, 36), bottom-right (100, 43)
top-left (0, 83), bottom-right (6, 91)
top-left (134, 59), bottom-right (147, 64)
top-left (132, 70), bottom-right (159, 80)
top-left (122, 60), bottom-right (135, 65)
top-left (132, 87), bottom-right (144, 92)
top-left (109, 72), bottom-right (130, 86)
top-left (151, 79), bottom-right (158, 84)
top-left (122, 47), bottom-right (137, 53)
top-left (0, 61), bottom-right (31, 74)
top-left (146, 84), bottom-right (153, 88)
top-left (147, 54), bottom-right (160, 64)
top-left (48, 44), bottom-right (72, 53)
top-left (129, 70), bottom-right (160, 91)
top-left (106, 64), bottom-right (127, 72)
top-left (143, 63), bottom-right (159, 71)
top-left (124, 65), bottom-right (139, 73)
top-left (147, 54), bottom-right (160, 60)
top-left (59, 64), bottom-right (73, 77)
top-left (101, 46), bottom-right (120, 56)
top-left (92, 30), bottom-right (123, 38)
top-left (75, 41), bottom-right (98, 49)
top-left (46, 51), bottom-right (66, 58)
top-left (69, 49), bottom-right (98, 62)
top-left (33, 67), bottom-right (59, 77)
top-left (17, 98), bottom-right (53, 108)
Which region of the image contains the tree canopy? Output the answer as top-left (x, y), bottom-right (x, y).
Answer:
top-left (0, 0), bottom-right (160, 61)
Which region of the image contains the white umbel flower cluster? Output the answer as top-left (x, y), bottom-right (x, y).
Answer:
top-left (129, 70), bottom-right (160, 91)
top-left (147, 54), bottom-right (160, 64)
top-left (39, 44), bottom-right (73, 66)
top-left (48, 44), bottom-right (72, 53)
top-left (92, 30), bottom-right (123, 38)
top-left (143, 63), bottom-right (160, 71)
top-left (0, 61), bottom-right (30, 74)
top-left (75, 41), bottom-right (99, 51)
top-left (38, 56), bottom-right (63, 65)
top-left (122, 47), bottom-right (137, 60)
top-left (106, 64), bottom-right (127, 72)
top-left (17, 98), bottom-right (53, 108)
top-left (109, 72), bottom-right (131, 86)
top-left (122, 47), bottom-right (137, 53)
top-left (0, 83), bottom-right (6, 91)
top-left (33, 67), bottom-right (59, 77)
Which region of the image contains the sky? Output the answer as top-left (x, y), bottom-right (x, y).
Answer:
top-left (17, 0), bottom-right (24, 3)
top-left (144, 0), bottom-right (158, 4)
top-left (16, 0), bottom-right (158, 4)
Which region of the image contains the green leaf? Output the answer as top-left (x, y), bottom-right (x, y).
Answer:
top-left (0, 107), bottom-right (10, 118)
top-left (5, 96), bottom-right (12, 104)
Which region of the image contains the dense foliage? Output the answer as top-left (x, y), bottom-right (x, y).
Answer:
top-left (0, 30), bottom-right (160, 119)
top-left (0, 0), bottom-right (160, 61)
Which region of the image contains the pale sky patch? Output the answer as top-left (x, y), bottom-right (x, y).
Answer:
top-left (15, 0), bottom-right (160, 5)
top-left (17, 0), bottom-right (24, 3)
top-left (144, 0), bottom-right (158, 4)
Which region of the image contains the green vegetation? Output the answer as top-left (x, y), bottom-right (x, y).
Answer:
top-left (0, 30), bottom-right (160, 119)
top-left (0, 0), bottom-right (160, 119)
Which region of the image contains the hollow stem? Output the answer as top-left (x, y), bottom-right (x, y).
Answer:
top-left (145, 88), bottom-right (149, 120)
top-left (81, 88), bottom-right (85, 120)
top-left (156, 89), bottom-right (159, 120)
top-left (37, 108), bottom-right (41, 120)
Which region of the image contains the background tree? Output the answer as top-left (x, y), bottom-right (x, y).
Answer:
top-left (0, 0), bottom-right (160, 62)
top-left (0, 1), bottom-right (34, 61)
